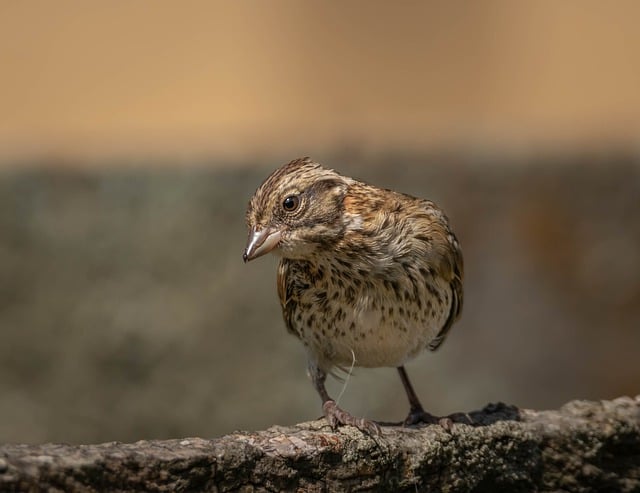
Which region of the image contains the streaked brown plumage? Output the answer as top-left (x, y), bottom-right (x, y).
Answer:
top-left (244, 157), bottom-right (463, 433)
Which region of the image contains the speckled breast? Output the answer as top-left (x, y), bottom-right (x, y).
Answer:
top-left (284, 258), bottom-right (453, 370)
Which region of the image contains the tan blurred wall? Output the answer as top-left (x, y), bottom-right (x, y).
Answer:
top-left (1, 1), bottom-right (640, 164)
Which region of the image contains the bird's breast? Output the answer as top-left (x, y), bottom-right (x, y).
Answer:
top-left (284, 257), bottom-right (452, 370)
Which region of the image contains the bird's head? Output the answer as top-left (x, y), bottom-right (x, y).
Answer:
top-left (243, 157), bottom-right (351, 262)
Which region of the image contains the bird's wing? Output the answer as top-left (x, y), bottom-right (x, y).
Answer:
top-left (277, 259), bottom-right (300, 338)
top-left (428, 233), bottom-right (464, 351)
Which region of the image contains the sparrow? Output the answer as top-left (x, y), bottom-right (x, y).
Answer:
top-left (243, 157), bottom-right (463, 434)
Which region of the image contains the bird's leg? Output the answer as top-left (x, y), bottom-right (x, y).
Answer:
top-left (397, 366), bottom-right (454, 429)
top-left (309, 363), bottom-right (381, 435)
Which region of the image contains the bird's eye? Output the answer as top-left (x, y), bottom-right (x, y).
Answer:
top-left (282, 195), bottom-right (300, 212)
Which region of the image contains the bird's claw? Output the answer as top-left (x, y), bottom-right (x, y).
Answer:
top-left (323, 400), bottom-right (381, 436)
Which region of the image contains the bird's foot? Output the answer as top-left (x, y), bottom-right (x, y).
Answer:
top-left (404, 409), bottom-right (473, 431)
top-left (322, 400), bottom-right (381, 436)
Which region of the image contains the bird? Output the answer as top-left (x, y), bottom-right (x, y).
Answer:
top-left (243, 157), bottom-right (463, 434)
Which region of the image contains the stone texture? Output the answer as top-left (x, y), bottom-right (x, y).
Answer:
top-left (1, 396), bottom-right (639, 492)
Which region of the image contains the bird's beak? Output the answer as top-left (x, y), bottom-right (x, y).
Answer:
top-left (243, 227), bottom-right (282, 262)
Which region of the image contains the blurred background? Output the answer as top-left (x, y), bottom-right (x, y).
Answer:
top-left (1, 1), bottom-right (639, 444)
